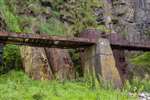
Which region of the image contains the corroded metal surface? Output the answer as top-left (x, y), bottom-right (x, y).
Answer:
top-left (112, 49), bottom-right (128, 83)
top-left (44, 48), bottom-right (75, 80)
top-left (108, 33), bottom-right (150, 51)
top-left (0, 31), bottom-right (150, 51)
top-left (0, 31), bottom-right (95, 48)
top-left (80, 29), bottom-right (150, 51)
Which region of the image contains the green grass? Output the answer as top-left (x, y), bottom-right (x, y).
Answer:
top-left (124, 78), bottom-right (150, 93)
top-left (0, 70), bottom-right (137, 100)
top-left (131, 52), bottom-right (150, 66)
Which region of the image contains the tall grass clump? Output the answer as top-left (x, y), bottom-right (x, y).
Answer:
top-left (0, 0), bottom-right (22, 74)
top-left (124, 79), bottom-right (150, 93)
top-left (0, 70), bottom-right (137, 100)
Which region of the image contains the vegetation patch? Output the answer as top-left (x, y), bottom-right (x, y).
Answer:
top-left (0, 70), bottom-right (137, 100)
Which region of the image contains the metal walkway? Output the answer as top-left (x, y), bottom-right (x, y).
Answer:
top-left (0, 32), bottom-right (95, 48)
top-left (108, 33), bottom-right (150, 51)
top-left (0, 31), bottom-right (150, 51)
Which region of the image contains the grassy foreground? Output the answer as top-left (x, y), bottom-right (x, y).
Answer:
top-left (0, 70), bottom-right (137, 100)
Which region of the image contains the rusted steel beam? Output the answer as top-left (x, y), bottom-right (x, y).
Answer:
top-left (79, 29), bottom-right (150, 51)
top-left (108, 33), bottom-right (150, 51)
top-left (0, 32), bottom-right (95, 48)
top-left (0, 31), bottom-right (150, 51)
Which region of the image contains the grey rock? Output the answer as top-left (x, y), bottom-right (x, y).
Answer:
top-left (138, 92), bottom-right (150, 100)
top-left (147, 97), bottom-right (150, 100)
top-left (139, 93), bottom-right (146, 98)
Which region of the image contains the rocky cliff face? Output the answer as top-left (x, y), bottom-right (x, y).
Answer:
top-left (111, 0), bottom-right (150, 42)
top-left (110, 0), bottom-right (150, 79)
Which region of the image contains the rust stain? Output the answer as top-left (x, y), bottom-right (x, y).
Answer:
top-left (0, 31), bottom-right (150, 51)
top-left (0, 31), bottom-right (95, 48)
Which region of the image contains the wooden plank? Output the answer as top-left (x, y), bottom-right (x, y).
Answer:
top-left (44, 48), bottom-right (75, 80)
